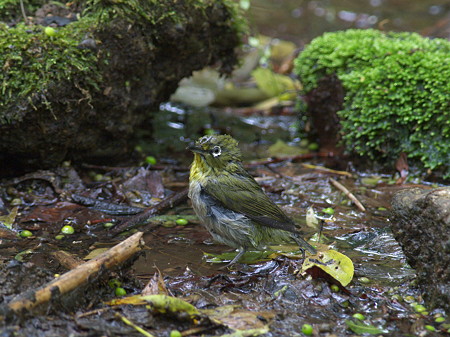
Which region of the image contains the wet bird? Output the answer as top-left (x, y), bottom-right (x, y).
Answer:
top-left (188, 134), bottom-right (316, 266)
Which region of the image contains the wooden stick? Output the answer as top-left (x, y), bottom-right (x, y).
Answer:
top-left (7, 232), bottom-right (143, 314)
top-left (329, 178), bottom-right (366, 212)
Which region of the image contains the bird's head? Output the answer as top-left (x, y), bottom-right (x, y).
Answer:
top-left (188, 134), bottom-right (242, 173)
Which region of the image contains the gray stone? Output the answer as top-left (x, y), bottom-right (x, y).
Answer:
top-left (391, 187), bottom-right (450, 311)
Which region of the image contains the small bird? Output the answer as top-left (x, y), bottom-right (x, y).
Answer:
top-left (188, 134), bottom-right (316, 266)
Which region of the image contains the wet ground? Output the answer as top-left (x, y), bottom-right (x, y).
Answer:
top-left (1, 104), bottom-right (448, 336)
top-left (1, 0), bottom-right (450, 335)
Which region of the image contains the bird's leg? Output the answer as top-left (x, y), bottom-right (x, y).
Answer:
top-left (292, 234), bottom-right (316, 257)
top-left (220, 247), bottom-right (246, 269)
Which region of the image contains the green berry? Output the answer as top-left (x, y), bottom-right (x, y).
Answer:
top-left (424, 325), bottom-right (435, 332)
top-left (103, 222), bottom-right (115, 228)
top-left (330, 284), bottom-right (339, 292)
top-left (358, 277), bottom-right (370, 284)
top-left (61, 225), bottom-right (75, 235)
top-left (301, 323), bottom-right (313, 335)
top-left (435, 317), bottom-right (445, 323)
top-left (44, 26), bottom-right (57, 37)
top-left (115, 287), bottom-right (127, 296)
top-left (108, 279), bottom-right (122, 288)
top-left (322, 207), bottom-right (334, 215)
top-left (20, 230), bottom-right (33, 238)
top-left (145, 156), bottom-right (157, 165)
top-left (170, 330), bottom-right (182, 337)
top-left (308, 143), bottom-right (319, 151)
top-left (176, 218), bottom-right (188, 226)
top-left (413, 304), bottom-right (427, 313)
top-left (352, 313), bottom-right (365, 320)
top-left (55, 234), bottom-right (65, 240)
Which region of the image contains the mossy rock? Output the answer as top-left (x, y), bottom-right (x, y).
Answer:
top-left (295, 29), bottom-right (450, 179)
top-left (0, 0), bottom-right (245, 176)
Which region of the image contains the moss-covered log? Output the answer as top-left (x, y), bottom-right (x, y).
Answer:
top-left (295, 29), bottom-right (450, 179)
top-left (0, 0), bottom-right (244, 176)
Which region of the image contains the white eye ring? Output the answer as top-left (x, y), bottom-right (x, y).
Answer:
top-left (212, 146), bottom-right (221, 157)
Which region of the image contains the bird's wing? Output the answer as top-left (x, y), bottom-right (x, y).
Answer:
top-left (203, 169), bottom-right (298, 233)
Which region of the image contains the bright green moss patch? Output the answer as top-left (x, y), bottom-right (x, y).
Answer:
top-left (295, 29), bottom-right (450, 178)
top-left (0, 19), bottom-right (100, 124)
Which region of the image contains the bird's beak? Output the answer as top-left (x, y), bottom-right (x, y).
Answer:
top-left (187, 144), bottom-right (207, 155)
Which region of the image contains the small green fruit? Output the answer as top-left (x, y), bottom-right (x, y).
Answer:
top-left (145, 156), bottom-right (157, 165)
top-left (170, 330), bottom-right (182, 337)
top-left (352, 313), bottom-right (365, 320)
top-left (44, 26), bottom-right (57, 37)
top-left (435, 317), bottom-right (445, 323)
top-left (115, 287), bottom-right (127, 296)
top-left (413, 304), bottom-right (427, 313)
top-left (330, 284), bottom-right (339, 292)
top-left (424, 325), bottom-right (435, 332)
top-left (20, 230), bottom-right (33, 238)
top-left (176, 218), bottom-right (188, 226)
top-left (358, 276), bottom-right (370, 284)
top-left (322, 207), bottom-right (335, 215)
top-left (301, 323), bottom-right (313, 335)
top-left (308, 143), bottom-right (319, 151)
top-left (108, 279), bottom-right (122, 288)
top-left (61, 225), bottom-right (75, 235)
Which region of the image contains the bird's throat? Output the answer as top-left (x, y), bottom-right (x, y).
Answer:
top-left (189, 153), bottom-right (211, 184)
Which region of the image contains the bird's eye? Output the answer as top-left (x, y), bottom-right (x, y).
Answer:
top-left (211, 146), bottom-right (221, 157)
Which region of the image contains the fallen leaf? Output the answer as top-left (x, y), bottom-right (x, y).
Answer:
top-left (345, 320), bottom-right (388, 334)
top-left (301, 249), bottom-right (354, 286)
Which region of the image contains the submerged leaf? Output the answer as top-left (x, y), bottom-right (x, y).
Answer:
top-left (0, 207), bottom-right (18, 229)
top-left (301, 250), bottom-right (354, 286)
top-left (203, 305), bottom-right (273, 336)
top-left (252, 67), bottom-right (299, 98)
top-left (83, 248), bottom-right (109, 260)
top-left (204, 250), bottom-right (273, 264)
top-left (345, 320), bottom-right (388, 334)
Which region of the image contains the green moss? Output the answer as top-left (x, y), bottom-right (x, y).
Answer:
top-left (0, 19), bottom-right (100, 123)
top-left (0, 0), bottom-right (245, 125)
top-left (295, 29), bottom-right (450, 178)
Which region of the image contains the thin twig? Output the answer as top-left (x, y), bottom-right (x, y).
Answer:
top-left (19, 0), bottom-right (29, 25)
top-left (111, 188), bottom-right (189, 235)
top-left (115, 312), bottom-right (155, 337)
top-left (329, 178), bottom-right (366, 212)
top-left (302, 164), bottom-right (353, 177)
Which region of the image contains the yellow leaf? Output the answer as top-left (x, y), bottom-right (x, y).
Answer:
top-left (106, 294), bottom-right (199, 318)
top-left (301, 250), bottom-right (354, 286)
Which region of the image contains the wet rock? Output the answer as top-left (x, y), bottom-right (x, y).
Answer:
top-left (390, 187), bottom-right (450, 311)
top-left (0, 0), bottom-right (242, 176)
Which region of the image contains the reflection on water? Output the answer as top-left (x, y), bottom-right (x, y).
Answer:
top-left (248, 0), bottom-right (450, 43)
